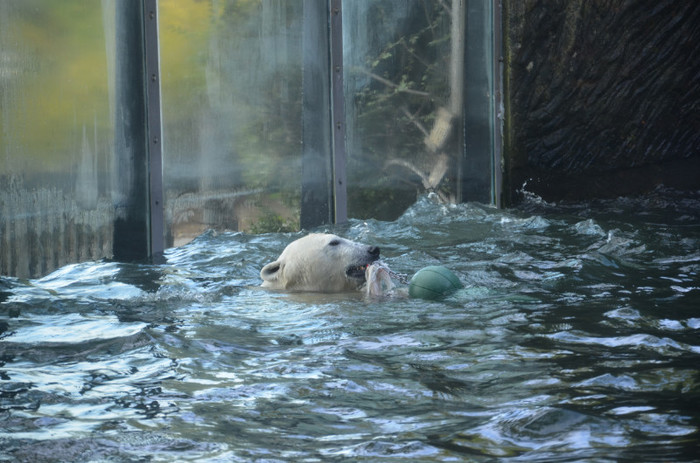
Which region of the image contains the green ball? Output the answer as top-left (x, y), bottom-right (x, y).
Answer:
top-left (408, 266), bottom-right (463, 300)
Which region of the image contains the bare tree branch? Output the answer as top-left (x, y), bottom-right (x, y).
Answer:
top-left (400, 106), bottom-right (430, 138)
top-left (355, 68), bottom-right (431, 97)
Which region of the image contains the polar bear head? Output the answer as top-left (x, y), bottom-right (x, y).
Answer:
top-left (260, 233), bottom-right (381, 292)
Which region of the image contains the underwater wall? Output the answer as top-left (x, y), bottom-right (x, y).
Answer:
top-left (502, 0), bottom-right (700, 204)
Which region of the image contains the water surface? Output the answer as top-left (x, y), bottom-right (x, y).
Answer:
top-left (1, 190), bottom-right (699, 461)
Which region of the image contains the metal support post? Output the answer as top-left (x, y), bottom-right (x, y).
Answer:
top-left (301, 0), bottom-right (334, 229)
top-left (112, 0), bottom-right (164, 261)
top-left (143, 0), bottom-right (164, 256)
top-left (329, 0), bottom-right (347, 223)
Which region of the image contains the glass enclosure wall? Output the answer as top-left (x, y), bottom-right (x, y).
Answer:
top-left (159, 0), bottom-right (305, 247)
top-left (1, 0), bottom-right (499, 277)
top-left (344, 0), bottom-right (498, 219)
top-left (0, 1), bottom-right (117, 278)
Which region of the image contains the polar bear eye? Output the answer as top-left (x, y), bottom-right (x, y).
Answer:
top-left (328, 239), bottom-right (341, 246)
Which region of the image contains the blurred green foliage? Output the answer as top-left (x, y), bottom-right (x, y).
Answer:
top-left (1, 1), bottom-right (111, 173)
top-left (1, 0), bottom-right (455, 229)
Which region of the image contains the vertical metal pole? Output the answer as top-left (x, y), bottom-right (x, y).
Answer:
top-left (143, 0), bottom-right (164, 256)
top-left (301, 0), bottom-right (334, 229)
top-left (493, 0), bottom-right (504, 208)
top-left (113, 2), bottom-right (149, 261)
top-left (329, 0), bottom-right (347, 223)
top-left (112, 0), bottom-right (163, 261)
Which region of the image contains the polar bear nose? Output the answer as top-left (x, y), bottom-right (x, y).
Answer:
top-left (368, 246), bottom-right (380, 257)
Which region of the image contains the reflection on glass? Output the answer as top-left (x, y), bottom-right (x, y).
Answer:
top-left (0, 0), bottom-right (496, 278)
top-left (0, 1), bottom-right (116, 278)
top-left (343, 1), bottom-right (466, 220)
top-left (160, 0), bottom-right (303, 246)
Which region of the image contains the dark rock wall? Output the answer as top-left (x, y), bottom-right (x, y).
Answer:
top-left (503, 0), bottom-right (700, 203)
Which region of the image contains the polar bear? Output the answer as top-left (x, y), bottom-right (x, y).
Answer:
top-left (260, 233), bottom-right (381, 292)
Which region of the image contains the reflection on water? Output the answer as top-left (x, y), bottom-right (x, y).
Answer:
top-left (1, 190), bottom-right (699, 461)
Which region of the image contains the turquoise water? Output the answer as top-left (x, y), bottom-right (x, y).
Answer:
top-left (1, 190), bottom-right (699, 461)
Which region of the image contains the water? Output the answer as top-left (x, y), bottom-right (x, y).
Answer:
top-left (1, 190), bottom-right (699, 462)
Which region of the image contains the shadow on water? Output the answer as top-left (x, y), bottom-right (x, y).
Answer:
top-left (1, 190), bottom-right (699, 462)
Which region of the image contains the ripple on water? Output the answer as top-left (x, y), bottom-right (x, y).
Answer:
top-left (1, 192), bottom-right (699, 461)
top-left (5, 313), bottom-right (147, 345)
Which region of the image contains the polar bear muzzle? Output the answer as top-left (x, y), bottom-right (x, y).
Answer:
top-left (345, 246), bottom-right (381, 282)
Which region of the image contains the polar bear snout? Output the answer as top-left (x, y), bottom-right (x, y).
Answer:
top-left (345, 245), bottom-right (381, 282)
top-left (357, 244), bottom-right (381, 269)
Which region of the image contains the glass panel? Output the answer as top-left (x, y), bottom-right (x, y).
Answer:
top-left (0, 1), bottom-right (117, 278)
top-left (343, 0), bottom-right (496, 219)
top-left (343, 1), bottom-right (461, 220)
top-left (159, 0), bottom-right (304, 247)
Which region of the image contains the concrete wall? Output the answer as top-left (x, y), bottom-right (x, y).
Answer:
top-left (503, 0), bottom-right (700, 203)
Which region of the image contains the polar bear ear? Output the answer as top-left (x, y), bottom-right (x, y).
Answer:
top-left (261, 260), bottom-right (283, 283)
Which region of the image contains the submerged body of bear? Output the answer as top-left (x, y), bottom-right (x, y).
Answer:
top-left (260, 233), bottom-right (381, 292)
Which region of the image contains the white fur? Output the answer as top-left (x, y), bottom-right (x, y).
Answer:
top-left (260, 233), bottom-right (380, 292)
